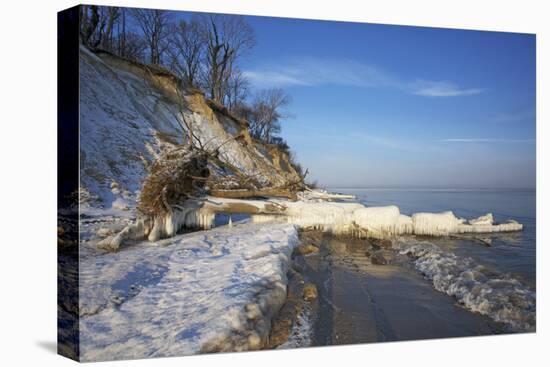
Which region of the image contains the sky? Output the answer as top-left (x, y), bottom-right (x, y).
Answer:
top-left (183, 12), bottom-right (537, 189)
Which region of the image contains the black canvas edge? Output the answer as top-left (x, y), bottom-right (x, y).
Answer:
top-left (57, 4), bottom-right (81, 362)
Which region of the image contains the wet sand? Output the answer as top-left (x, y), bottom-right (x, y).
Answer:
top-left (296, 233), bottom-right (501, 346)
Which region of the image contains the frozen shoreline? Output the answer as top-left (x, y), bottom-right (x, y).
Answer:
top-left (96, 193), bottom-right (523, 251)
top-left (75, 189), bottom-right (529, 359)
top-left (79, 221), bottom-right (298, 361)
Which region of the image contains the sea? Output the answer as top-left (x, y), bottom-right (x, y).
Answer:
top-left (333, 188), bottom-right (536, 331)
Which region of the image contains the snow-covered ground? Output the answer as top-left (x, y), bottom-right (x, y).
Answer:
top-left (78, 222), bottom-right (298, 361)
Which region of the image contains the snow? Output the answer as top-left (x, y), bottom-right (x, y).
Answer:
top-left (277, 306), bottom-right (313, 350)
top-left (79, 222), bottom-right (299, 361)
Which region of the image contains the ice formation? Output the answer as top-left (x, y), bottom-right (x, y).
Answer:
top-left (297, 188), bottom-right (356, 201)
top-left (353, 205), bottom-right (413, 237)
top-left (394, 238), bottom-right (536, 332)
top-left (146, 207), bottom-right (215, 242)
top-left (98, 193), bottom-right (523, 251)
top-left (80, 223), bottom-right (299, 361)
top-left (281, 201), bottom-right (365, 234)
top-left (468, 213), bottom-right (493, 225)
top-left (411, 211), bottom-right (463, 236)
top-left (244, 198), bottom-right (523, 239)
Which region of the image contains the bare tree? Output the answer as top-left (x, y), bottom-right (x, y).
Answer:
top-left (226, 68), bottom-right (250, 111)
top-left (80, 6), bottom-right (123, 53)
top-left (248, 89), bottom-right (292, 143)
top-left (131, 8), bottom-right (172, 65)
top-left (121, 32), bottom-right (147, 61)
top-left (100, 6), bottom-right (120, 51)
top-left (200, 15), bottom-right (255, 104)
top-left (80, 5), bottom-right (102, 48)
top-left (167, 18), bottom-right (205, 87)
top-left (106, 8), bottom-right (145, 61)
top-left (117, 8), bottom-right (127, 56)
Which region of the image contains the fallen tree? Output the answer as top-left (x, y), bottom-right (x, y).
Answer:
top-left (137, 147), bottom-right (210, 216)
top-left (209, 188), bottom-right (297, 200)
top-left (97, 141), bottom-right (298, 251)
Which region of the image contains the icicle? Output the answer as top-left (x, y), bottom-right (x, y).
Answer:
top-left (249, 202), bottom-right (521, 239)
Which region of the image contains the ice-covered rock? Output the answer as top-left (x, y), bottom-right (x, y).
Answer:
top-left (469, 213), bottom-right (494, 226)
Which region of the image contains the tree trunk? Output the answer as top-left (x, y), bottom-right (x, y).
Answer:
top-left (210, 189), bottom-right (297, 201)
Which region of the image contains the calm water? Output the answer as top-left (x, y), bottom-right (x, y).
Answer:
top-left (334, 188), bottom-right (536, 288)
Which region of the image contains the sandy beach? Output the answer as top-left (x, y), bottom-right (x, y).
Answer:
top-left (295, 234), bottom-right (502, 346)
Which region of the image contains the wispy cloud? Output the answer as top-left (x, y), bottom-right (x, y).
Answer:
top-left (242, 71), bottom-right (312, 87)
top-left (493, 109), bottom-right (535, 123)
top-left (411, 80), bottom-right (484, 97)
top-left (243, 57), bottom-right (395, 89)
top-left (288, 125), bottom-right (442, 153)
top-left (244, 57), bottom-right (482, 97)
top-left (440, 138), bottom-right (535, 143)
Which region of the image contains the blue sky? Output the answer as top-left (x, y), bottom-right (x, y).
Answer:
top-left (182, 12), bottom-right (536, 189)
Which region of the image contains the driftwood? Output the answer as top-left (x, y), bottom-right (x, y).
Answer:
top-left (210, 188), bottom-right (297, 201)
top-left (202, 197), bottom-right (287, 215)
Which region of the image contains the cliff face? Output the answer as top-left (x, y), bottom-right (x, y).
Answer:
top-left (79, 47), bottom-right (300, 210)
